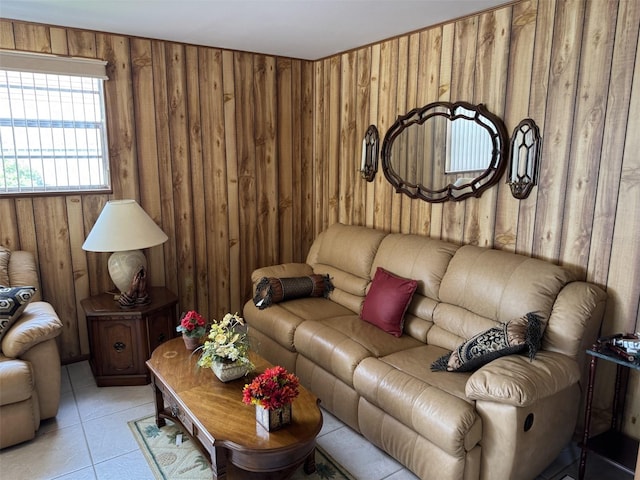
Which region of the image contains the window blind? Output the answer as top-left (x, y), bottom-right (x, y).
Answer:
top-left (0, 50), bottom-right (108, 80)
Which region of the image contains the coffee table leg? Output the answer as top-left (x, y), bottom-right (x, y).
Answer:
top-left (150, 377), bottom-right (166, 428)
top-left (303, 447), bottom-right (316, 474)
top-left (211, 447), bottom-right (228, 480)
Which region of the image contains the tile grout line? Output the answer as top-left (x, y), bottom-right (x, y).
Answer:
top-left (47, 365), bottom-right (97, 480)
top-left (69, 365), bottom-right (99, 480)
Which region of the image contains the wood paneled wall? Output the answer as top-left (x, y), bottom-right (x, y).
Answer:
top-left (0, 19), bottom-right (315, 360)
top-left (312, 0), bottom-right (640, 436)
top-left (1, 0), bottom-right (638, 435)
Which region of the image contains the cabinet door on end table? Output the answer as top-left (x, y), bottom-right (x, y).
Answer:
top-left (146, 307), bottom-right (176, 354)
top-left (93, 317), bottom-right (146, 377)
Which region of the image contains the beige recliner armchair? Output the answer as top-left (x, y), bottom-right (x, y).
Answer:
top-left (0, 247), bottom-right (63, 449)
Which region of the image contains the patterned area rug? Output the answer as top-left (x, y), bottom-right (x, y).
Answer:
top-left (129, 415), bottom-right (355, 480)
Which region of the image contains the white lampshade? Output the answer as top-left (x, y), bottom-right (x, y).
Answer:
top-left (82, 199), bottom-right (168, 295)
top-left (82, 199), bottom-right (168, 252)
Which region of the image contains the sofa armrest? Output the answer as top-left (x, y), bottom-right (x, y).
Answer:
top-left (1, 302), bottom-right (62, 358)
top-left (250, 263), bottom-right (314, 289)
top-left (465, 351), bottom-right (580, 407)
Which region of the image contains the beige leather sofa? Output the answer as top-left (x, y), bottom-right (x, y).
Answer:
top-left (0, 248), bottom-right (63, 449)
top-left (243, 223), bottom-right (607, 480)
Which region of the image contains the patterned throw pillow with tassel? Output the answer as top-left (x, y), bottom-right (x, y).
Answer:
top-left (431, 312), bottom-right (544, 372)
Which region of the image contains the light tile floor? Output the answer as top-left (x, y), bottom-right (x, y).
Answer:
top-left (0, 361), bottom-right (633, 480)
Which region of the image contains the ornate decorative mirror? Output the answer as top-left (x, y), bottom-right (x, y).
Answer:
top-left (360, 125), bottom-right (379, 182)
top-left (381, 101), bottom-right (509, 202)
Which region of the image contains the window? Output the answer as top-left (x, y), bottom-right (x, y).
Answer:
top-left (0, 50), bottom-right (110, 194)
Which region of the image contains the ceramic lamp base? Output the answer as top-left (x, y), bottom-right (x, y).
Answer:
top-left (108, 249), bottom-right (147, 294)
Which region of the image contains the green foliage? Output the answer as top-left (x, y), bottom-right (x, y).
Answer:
top-left (0, 160), bottom-right (44, 188)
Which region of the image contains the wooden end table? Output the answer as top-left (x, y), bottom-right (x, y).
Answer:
top-left (82, 287), bottom-right (178, 386)
top-left (579, 343), bottom-right (639, 479)
top-left (146, 337), bottom-right (323, 480)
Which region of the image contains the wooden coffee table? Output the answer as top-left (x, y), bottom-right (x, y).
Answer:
top-left (146, 337), bottom-right (322, 480)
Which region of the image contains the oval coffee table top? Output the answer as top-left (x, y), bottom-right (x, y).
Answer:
top-left (147, 337), bottom-right (323, 453)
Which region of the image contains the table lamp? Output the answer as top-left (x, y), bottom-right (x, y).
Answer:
top-left (82, 199), bottom-right (168, 307)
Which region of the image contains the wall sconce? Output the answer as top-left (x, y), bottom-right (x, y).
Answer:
top-left (360, 125), bottom-right (379, 182)
top-left (508, 118), bottom-right (541, 199)
top-left (82, 199), bottom-right (168, 308)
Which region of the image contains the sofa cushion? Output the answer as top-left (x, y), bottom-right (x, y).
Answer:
top-left (253, 274), bottom-right (332, 309)
top-left (438, 245), bottom-right (573, 324)
top-left (294, 315), bottom-right (422, 387)
top-left (361, 267), bottom-right (417, 337)
top-left (371, 234), bottom-right (459, 302)
top-left (0, 246), bottom-right (10, 286)
top-left (245, 297), bottom-right (354, 352)
top-left (376, 345), bottom-right (471, 402)
top-left (6, 251), bottom-right (42, 302)
top-left (315, 223), bottom-right (387, 280)
top-left (353, 356), bottom-right (481, 456)
top-left (431, 313), bottom-right (544, 373)
top-left (0, 286), bottom-right (37, 342)
top-left (310, 223), bottom-right (387, 313)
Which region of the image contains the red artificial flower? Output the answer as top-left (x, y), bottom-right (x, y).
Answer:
top-left (176, 310), bottom-right (207, 337)
top-left (242, 366), bottom-right (300, 410)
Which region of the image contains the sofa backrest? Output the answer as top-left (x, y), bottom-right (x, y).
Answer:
top-left (370, 233), bottom-right (459, 342)
top-left (307, 223), bottom-right (386, 313)
top-left (432, 245), bottom-right (576, 352)
top-left (306, 224), bottom-right (606, 363)
top-left (1, 247), bottom-right (42, 302)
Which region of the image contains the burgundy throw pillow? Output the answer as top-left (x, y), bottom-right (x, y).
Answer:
top-left (360, 267), bottom-right (418, 337)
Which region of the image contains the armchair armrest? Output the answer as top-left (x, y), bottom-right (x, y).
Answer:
top-left (250, 263), bottom-right (314, 289)
top-left (465, 351), bottom-right (580, 407)
top-left (1, 302), bottom-right (62, 358)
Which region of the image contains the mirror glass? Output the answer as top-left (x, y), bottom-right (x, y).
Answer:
top-left (381, 101), bottom-right (508, 202)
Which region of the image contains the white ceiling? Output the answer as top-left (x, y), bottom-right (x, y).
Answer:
top-left (1, 0), bottom-right (513, 60)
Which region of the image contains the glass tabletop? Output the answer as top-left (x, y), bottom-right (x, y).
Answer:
top-left (587, 344), bottom-right (640, 371)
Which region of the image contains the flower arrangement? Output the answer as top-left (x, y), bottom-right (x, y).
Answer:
top-left (176, 310), bottom-right (207, 338)
top-left (196, 313), bottom-right (252, 369)
top-left (242, 366), bottom-right (300, 410)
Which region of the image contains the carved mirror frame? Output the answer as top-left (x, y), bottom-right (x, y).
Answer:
top-left (381, 101), bottom-right (509, 203)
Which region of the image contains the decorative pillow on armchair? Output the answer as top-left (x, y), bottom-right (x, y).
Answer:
top-left (0, 286), bottom-right (37, 341)
top-left (431, 312), bottom-right (544, 372)
top-left (360, 267), bottom-right (418, 337)
top-left (254, 274), bottom-right (333, 309)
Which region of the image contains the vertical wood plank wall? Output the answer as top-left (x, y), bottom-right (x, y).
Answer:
top-left (1, 0), bottom-right (638, 434)
top-left (312, 0), bottom-right (640, 436)
top-left (0, 19), bottom-right (315, 361)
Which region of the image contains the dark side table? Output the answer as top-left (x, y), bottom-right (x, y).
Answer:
top-left (579, 344), bottom-right (639, 479)
top-left (82, 287), bottom-right (178, 386)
